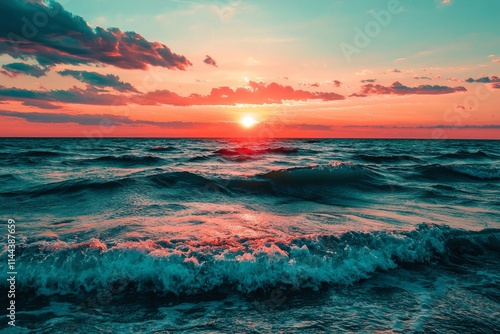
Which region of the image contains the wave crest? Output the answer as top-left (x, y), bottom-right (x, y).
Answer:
top-left (6, 224), bottom-right (496, 296)
top-left (215, 147), bottom-right (298, 156)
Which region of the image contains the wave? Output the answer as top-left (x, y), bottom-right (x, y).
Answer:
top-left (148, 146), bottom-right (176, 152)
top-left (146, 171), bottom-right (214, 188)
top-left (415, 164), bottom-right (500, 181)
top-left (85, 154), bottom-right (164, 165)
top-left (438, 150), bottom-right (496, 160)
top-left (188, 155), bottom-right (212, 162)
top-left (2, 171), bottom-right (217, 198)
top-left (215, 147), bottom-right (298, 156)
top-left (0, 173), bottom-right (18, 182)
top-left (261, 162), bottom-right (377, 185)
top-left (18, 178), bottom-right (131, 197)
top-left (4, 224), bottom-right (498, 296)
top-left (16, 150), bottom-right (64, 157)
top-left (355, 154), bottom-right (421, 163)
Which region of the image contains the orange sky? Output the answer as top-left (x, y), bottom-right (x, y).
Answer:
top-left (0, 0), bottom-right (499, 138)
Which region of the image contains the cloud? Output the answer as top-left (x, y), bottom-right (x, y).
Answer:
top-left (355, 69), bottom-right (373, 76)
top-left (492, 83), bottom-right (500, 89)
top-left (58, 70), bottom-right (139, 93)
top-left (0, 1), bottom-right (191, 70)
top-left (493, 59), bottom-right (500, 63)
top-left (0, 85), bottom-right (127, 106)
top-left (414, 76), bottom-right (431, 80)
top-left (1, 62), bottom-right (49, 78)
top-left (361, 79), bottom-right (376, 83)
top-left (349, 93), bottom-right (367, 98)
top-left (22, 100), bottom-right (62, 109)
top-left (345, 124), bottom-right (500, 129)
top-left (359, 81), bottom-right (467, 96)
top-left (332, 80), bottom-right (341, 87)
top-left (203, 55), bottom-right (218, 67)
top-left (284, 123), bottom-right (332, 131)
top-left (0, 81), bottom-right (345, 107)
top-left (136, 81), bottom-right (345, 106)
top-left (0, 109), bottom-right (206, 128)
top-left (465, 76), bottom-right (499, 83)
top-left (391, 69), bottom-right (402, 73)
top-left (0, 110), bottom-right (335, 131)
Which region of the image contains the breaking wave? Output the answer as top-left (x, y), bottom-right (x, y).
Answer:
top-left (3, 224), bottom-right (498, 296)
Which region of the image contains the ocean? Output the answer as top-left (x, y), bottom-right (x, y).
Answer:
top-left (0, 138), bottom-right (499, 333)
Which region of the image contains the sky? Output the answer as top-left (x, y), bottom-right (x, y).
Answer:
top-left (0, 0), bottom-right (499, 138)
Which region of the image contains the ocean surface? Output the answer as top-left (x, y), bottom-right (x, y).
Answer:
top-left (0, 138), bottom-right (499, 333)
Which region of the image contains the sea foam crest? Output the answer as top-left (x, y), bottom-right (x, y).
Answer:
top-left (3, 224), bottom-right (498, 296)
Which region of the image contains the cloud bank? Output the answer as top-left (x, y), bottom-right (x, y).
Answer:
top-left (359, 81), bottom-right (467, 96)
top-left (0, 81), bottom-right (345, 107)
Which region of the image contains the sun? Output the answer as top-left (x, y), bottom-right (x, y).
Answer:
top-left (240, 115), bottom-right (258, 128)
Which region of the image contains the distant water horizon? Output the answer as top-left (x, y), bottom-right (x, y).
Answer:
top-left (2, 137), bottom-right (500, 140)
top-left (1, 138), bottom-right (499, 333)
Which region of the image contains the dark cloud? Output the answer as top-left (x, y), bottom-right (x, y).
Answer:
top-left (58, 70), bottom-right (139, 93)
top-left (0, 81), bottom-right (345, 106)
top-left (492, 83), bottom-right (500, 89)
top-left (360, 79), bottom-right (376, 83)
top-left (414, 76), bottom-right (431, 80)
top-left (0, 0), bottom-right (191, 70)
top-left (0, 85), bottom-right (127, 106)
top-left (284, 123), bottom-right (332, 131)
top-left (1, 62), bottom-right (49, 77)
top-left (359, 81), bottom-right (467, 95)
top-left (349, 93), bottom-right (367, 98)
top-left (344, 124), bottom-right (500, 129)
top-left (22, 100), bottom-right (61, 109)
top-left (203, 55), bottom-right (218, 67)
top-left (332, 80), bottom-right (341, 87)
top-left (0, 109), bottom-right (206, 128)
top-left (0, 109), bottom-right (336, 132)
top-left (465, 76), bottom-right (499, 83)
top-left (391, 69), bottom-right (401, 73)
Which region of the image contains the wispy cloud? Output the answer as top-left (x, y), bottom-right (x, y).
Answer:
top-left (203, 55), bottom-right (218, 68)
top-left (58, 70), bottom-right (139, 93)
top-left (358, 81), bottom-right (467, 96)
top-left (1, 62), bottom-right (49, 78)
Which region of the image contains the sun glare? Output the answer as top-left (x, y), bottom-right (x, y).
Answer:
top-left (240, 115), bottom-right (258, 128)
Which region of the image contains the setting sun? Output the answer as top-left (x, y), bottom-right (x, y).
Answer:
top-left (240, 115), bottom-right (258, 128)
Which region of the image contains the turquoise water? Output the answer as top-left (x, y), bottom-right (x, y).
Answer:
top-left (0, 138), bottom-right (499, 333)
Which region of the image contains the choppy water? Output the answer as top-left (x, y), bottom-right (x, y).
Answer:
top-left (0, 138), bottom-right (499, 333)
